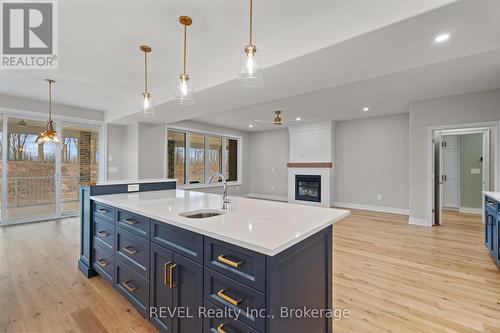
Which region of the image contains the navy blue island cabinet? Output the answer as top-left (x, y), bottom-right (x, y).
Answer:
top-left (80, 183), bottom-right (334, 333)
top-left (484, 193), bottom-right (500, 269)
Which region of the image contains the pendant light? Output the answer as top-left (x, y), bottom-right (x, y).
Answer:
top-left (175, 16), bottom-right (195, 105)
top-left (139, 45), bottom-right (154, 116)
top-left (36, 79), bottom-right (62, 145)
top-left (238, 0), bottom-right (262, 87)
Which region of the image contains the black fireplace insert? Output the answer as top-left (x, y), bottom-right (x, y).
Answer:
top-left (295, 175), bottom-right (321, 202)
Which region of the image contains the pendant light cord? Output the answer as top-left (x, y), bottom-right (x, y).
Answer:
top-left (144, 51), bottom-right (148, 93)
top-left (183, 25), bottom-right (187, 75)
top-left (249, 0), bottom-right (253, 45)
top-left (48, 80), bottom-right (52, 122)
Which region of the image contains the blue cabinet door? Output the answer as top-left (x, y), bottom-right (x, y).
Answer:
top-left (493, 213), bottom-right (499, 264)
top-left (485, 208), bottom-right (495, 253)
top-left (150, 244), bottom-right (174, 333)
top-left (172, 253), bottom-right (203, 333)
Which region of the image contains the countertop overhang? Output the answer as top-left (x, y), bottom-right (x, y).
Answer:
top-left (90, 190), bottom-right (350, 256)
top-left (484, 191), bottom-right (500, 202)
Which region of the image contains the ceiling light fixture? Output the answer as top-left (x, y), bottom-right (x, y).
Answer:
top-left (434, 33), bottom-right (450, 43)
top-left (36, 79), bottom-right (62, 145)
top-left (362, 107), bottom-right (370, 112)
top-left (176, 16), bottom-right (195, 105)
top-left (238, 0), bottom-right (262, 87)
top-left (139, 45), bottom-right (154, 116)
top-left (248, 124), bottom-right (254, 128)
top-left (273, 111), bottom-right (282, 126)
top-left (295, 117), bottom-right (301, 121)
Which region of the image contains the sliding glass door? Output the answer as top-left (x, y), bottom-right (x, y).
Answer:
top-left (0, 113), bottom-right (102, 225)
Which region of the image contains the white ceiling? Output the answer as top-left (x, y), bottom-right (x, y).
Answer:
top-left (1, 0), bottom-right (498, 130)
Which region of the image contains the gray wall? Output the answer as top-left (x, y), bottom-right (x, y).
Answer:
top-left (107, 124), bottom-right (125, 180)
top-left (460, 133), bottom-right (483, 209)
top-left (334, 113), bottom-right (410, 210)
top-left (123, 123), bottom-right (139, 180)
top-left (248, 128), bottom-right (289, 198)
top-left (138, 123), bottom-right (165, 179)
top-left (409, 89), bottom-right (500, 222)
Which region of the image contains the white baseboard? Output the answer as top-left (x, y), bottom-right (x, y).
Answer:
top-left (240, 193), bottom-right (288, 202)
top-left (459, 207), bottom-right (482, 215)
top-left (409, 217), bottom-right (432, 227)
top-left (332, 202), bottom-right (409, 216)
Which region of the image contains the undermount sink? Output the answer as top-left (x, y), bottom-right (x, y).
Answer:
top-left (179, 209), bottom-right (225, 219)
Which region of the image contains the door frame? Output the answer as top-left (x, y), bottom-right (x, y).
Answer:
top-left (426, 121), bottom-right (500, 226)
top-left (0, 107), bottom-right (106, 225)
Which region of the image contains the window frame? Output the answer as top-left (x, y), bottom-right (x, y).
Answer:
top-left (165, 125), bottom-right (242, 189)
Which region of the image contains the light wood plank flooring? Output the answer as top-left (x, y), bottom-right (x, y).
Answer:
top-left (0, 210), bottom-right (498, 332)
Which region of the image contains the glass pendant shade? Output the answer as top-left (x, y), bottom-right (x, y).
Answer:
top-left (139, 92), bottom-right (154, 116)
top-left (238, 46), bottom-right (262, 87)
top-left (175, 74), bottom-right (195, 105)
top-left (36, 120), bottom-right (62, 144)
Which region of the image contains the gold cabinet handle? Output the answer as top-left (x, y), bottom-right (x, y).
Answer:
top-left (96, 259), bottom-right (108, 267)
top-left (217, 323), bottom-right (228, 333)
top-left (163, 261), bottom-right (173, 287)
top-left (124, 218), bottom-right (137, 225)
top-left (217, 289), bottom-right (242, 306)
top-left (96, 231), bottom-right (108, 237)
top-left (122, 280), bottom-right (137, 292)
top-left (122, 246), bottom-right (137, 255)
top-left (97, 208), bottom-right (108, 213)
top-left (217, 255), bottom-right (244, 268)
top-left (169, 264), bottom-right (177, 289)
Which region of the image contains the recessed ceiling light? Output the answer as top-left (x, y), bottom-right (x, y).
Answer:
top-left (248, 124), bottom-right (253, 128)
top-left (362, 107), bottom-right (370, 112)
top-left (295, 117), bottom-right (301, 121)
top-left (434, 33), bottom-right (450, 43)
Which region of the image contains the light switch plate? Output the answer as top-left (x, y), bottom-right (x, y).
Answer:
top-left (470, 168), bottom-right (481, 175)
top-left (128, 184), bottom-right (140, 192)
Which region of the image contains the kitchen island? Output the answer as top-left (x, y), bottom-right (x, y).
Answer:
top-left (484, 191), bottom-right (500, 269)
top-left (81, 188), bottom-right (349, 333)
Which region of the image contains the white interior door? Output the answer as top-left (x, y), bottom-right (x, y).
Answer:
top-left (442, 136), bottom-right (459, 209)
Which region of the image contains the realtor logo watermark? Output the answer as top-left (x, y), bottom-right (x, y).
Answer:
top-left (1, 0), bottom-right (58, 69)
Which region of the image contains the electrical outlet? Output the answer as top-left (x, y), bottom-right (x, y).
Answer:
top-left (377, 194), bottom-right (382, 201)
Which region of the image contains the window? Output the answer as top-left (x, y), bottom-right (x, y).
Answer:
top-left (167, 131), bottom-right (186, 184)
top-left (166, 128), bottom-right (240, 187)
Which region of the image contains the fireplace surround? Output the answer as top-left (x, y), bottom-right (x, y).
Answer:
top-left (295, 175), bottom-right (321, 202)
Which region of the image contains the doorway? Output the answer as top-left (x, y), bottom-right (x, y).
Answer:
top-left (432, 125), bottom-right (497, 226)
top-left (0, 113), bottom-right (103, 225)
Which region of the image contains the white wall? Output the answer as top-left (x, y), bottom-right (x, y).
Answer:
top-left (248, 128), bottom-right (289, 199)
top-left (409, 89), bottom-right (500, 223)
top-left (334, 114), bottom-right (410, 211)
top-left (107, 124), bottom-right (125, 180)
top-left (138, 123), bottom-right (165, 179)
top-left (123, 123), bottom-right (139, 180)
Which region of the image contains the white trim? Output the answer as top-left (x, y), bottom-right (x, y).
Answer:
top-left (333, 202), bottom-right (410, 216)
top-left (409, 217), bottom-right (431, 227)
top-left (458, 207), bottom-right (483, 215)
top-left (426, 121), bottom-right (499, 227)
top-left (242, 193), bottom-right (288, 202)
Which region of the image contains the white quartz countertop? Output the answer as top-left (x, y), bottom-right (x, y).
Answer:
top-left (95, 178), bottom-right (176, 186)
top-left (484, 191), bottom-right (500, 202)
top-left (90, 190), bottom-right (350, 256)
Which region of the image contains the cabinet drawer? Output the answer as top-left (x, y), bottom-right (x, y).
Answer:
top-left (204, 269), bottom-right (265, 332)
top-left (151, 220), bottom-right (204, 264)
top-left (93, 244), bottom-right (114, 284)
top-left (94, 217), bottom-right (114, 253)
top-left (205, 238), bottom-right (266, 292)
top-left (115, 259), bottom-right (149, 318)
top-left (116, 226), bottom-right (150, 279)
top-left (94, 202), bottom-right (114, 222)
top-left (203, 300), bottom-right (260, 333)
top-left (117, 209), bottom-right (150, 239)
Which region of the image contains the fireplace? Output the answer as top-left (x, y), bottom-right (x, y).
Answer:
top-left (295, 175), bottom-right (321, 203)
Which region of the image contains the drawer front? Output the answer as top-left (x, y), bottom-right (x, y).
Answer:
top-left (204, 269), bottom-right (265, 332)
top-left (203, 300), bottom-right (260, 333)
top-left (117, 209), bottom-right (150, 239)
top-left (115, 226), bottom-right (150, 279)
top-left (94, 202), bottom-right (114, 222)
top-left (115, 259), bottom-right (149, 318)
top-left (151, 220), bottom-right (204, 264)
top-left (93, 244), bottom-right (114, 284)
top-left (205, 238), bottom-right (266, 292)
top-left (94, 217), bottom-right (114, 253)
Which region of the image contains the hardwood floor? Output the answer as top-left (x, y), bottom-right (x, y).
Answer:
top-left (0, 210), bottom-right (498, 332)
